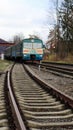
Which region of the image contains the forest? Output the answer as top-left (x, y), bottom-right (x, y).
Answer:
top-left (47, 0), bottom-right (73, 61)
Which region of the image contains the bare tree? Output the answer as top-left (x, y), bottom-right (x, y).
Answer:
top-left (13, 33), bottom-right (24, 44)
top-left (60, 0), bottom-right (73, 55)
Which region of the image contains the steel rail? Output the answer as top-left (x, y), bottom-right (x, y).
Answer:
top-left (35, 63), bottom-right (73, 76)
top-left (7, 71), bottom-right (27, 130)
top-left (24, 65), bottom-right (73, 109)
top-left (41, 63), bottom-right (73, 71)
top-left (42, 61), bottom-right (73, 66)
top-left (41, 64), bottom-right (73, 75)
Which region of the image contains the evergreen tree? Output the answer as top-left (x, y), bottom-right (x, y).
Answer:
top-left (60, 0), bottom-right (73, 54)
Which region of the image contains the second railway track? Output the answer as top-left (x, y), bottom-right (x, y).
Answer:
top-left (39, 62), bottom-right (73, 77)
top-left (9, 63), bottom-right (73, 130)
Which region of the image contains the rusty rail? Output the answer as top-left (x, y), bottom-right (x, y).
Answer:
top-left (24, 65), bottom-right (73, 109)
top-left (7, 71), bottom-right (27, 130)
top-left (34, 62), bottom-right (73, 76)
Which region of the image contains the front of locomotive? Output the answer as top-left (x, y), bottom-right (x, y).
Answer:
top-left (22, 38), bottom-right (43, 61)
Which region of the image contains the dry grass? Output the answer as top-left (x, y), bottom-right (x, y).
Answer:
top-left (43, 54), bottom-right (73, 64)
top-left (0, 60), bottom-right (12, 71)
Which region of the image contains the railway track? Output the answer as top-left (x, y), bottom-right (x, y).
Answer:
top-left (9, 63), bottom-right (73, 130)
top-left (42, 61), bottom-right (73, 67)
top-left (0, 72), bottom-right (15, 130)
top-left (36, 62), bottom-right (73, 78)
top-left (0, 64), bottom-right (27, 130)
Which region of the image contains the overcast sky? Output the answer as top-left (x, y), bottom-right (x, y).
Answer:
top-left (0, 0), bottom-right (59, 43)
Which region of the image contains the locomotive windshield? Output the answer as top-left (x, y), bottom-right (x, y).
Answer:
top-left (23, 43), bottom-right (32, 48)
top-left (23, 42), bottom-right (42, 49)
top-left (33, 43), bottom-right (42, 48)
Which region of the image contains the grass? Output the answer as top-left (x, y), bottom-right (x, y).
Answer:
top-left (43, 53), bottom-right (73, 64)
top-left (0, 60), bottom-right (13, 71)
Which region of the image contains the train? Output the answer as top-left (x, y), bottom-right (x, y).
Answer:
top-left (4, 38), bottom-right (44, 62)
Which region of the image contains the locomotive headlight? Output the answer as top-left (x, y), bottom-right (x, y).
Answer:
top-left (40, 55), bottom-right (42, 57)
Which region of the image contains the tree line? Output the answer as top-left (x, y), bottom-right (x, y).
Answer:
top-left (47, 0), bottom-right (73, 58)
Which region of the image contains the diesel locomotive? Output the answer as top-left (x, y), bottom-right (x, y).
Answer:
top-left (4, 38), bottom-right (44, 61)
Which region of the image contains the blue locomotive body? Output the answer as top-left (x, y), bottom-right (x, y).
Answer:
top-left (4, 38), bottom-right (44, 61)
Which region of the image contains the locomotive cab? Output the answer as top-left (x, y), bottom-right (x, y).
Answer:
top-left (22, 38), bottom-right (44, 61)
